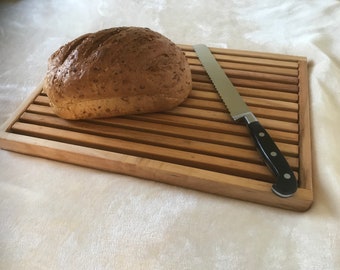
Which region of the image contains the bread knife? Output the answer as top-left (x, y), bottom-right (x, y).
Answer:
top-left (193, 44), bottom-right (298, 197)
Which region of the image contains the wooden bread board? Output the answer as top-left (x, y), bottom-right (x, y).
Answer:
top-left (0, 45), bottom-right (313, 211)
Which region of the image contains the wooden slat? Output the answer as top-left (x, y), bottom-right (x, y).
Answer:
top-left (297, 60), bottom-right (313, 190)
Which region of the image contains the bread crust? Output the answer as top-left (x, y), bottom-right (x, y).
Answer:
top-left (43, 27), bottom-right (192, 119)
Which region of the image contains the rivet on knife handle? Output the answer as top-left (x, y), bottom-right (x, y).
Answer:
top-left (193, 44), bottom-right (298, 197)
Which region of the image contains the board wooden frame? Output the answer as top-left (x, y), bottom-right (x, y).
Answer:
top-left (0, 45), bottom-right (313, 211)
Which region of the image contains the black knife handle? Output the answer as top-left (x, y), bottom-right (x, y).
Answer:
top-left (246, 120), bottom-right (298, 197)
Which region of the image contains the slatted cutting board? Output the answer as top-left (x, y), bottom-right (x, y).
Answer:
top-left (0, 45), bottom-right (313, 211)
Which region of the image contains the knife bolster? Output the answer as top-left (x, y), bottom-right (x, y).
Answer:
top-left (235, 112), bottom-right (257, 124)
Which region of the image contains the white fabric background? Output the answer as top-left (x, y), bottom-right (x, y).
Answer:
top-left (1, 0), bottom-right (340, 269)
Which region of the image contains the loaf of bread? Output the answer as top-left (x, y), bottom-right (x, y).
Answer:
top-left (43, 27), bottom-right (192, 120)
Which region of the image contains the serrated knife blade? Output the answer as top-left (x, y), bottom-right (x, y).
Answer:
top-left (193, 44), bottom-right (298, 197)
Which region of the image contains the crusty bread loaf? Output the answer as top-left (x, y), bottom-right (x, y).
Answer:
top-left (43, 27), bottom-right (192, 120)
